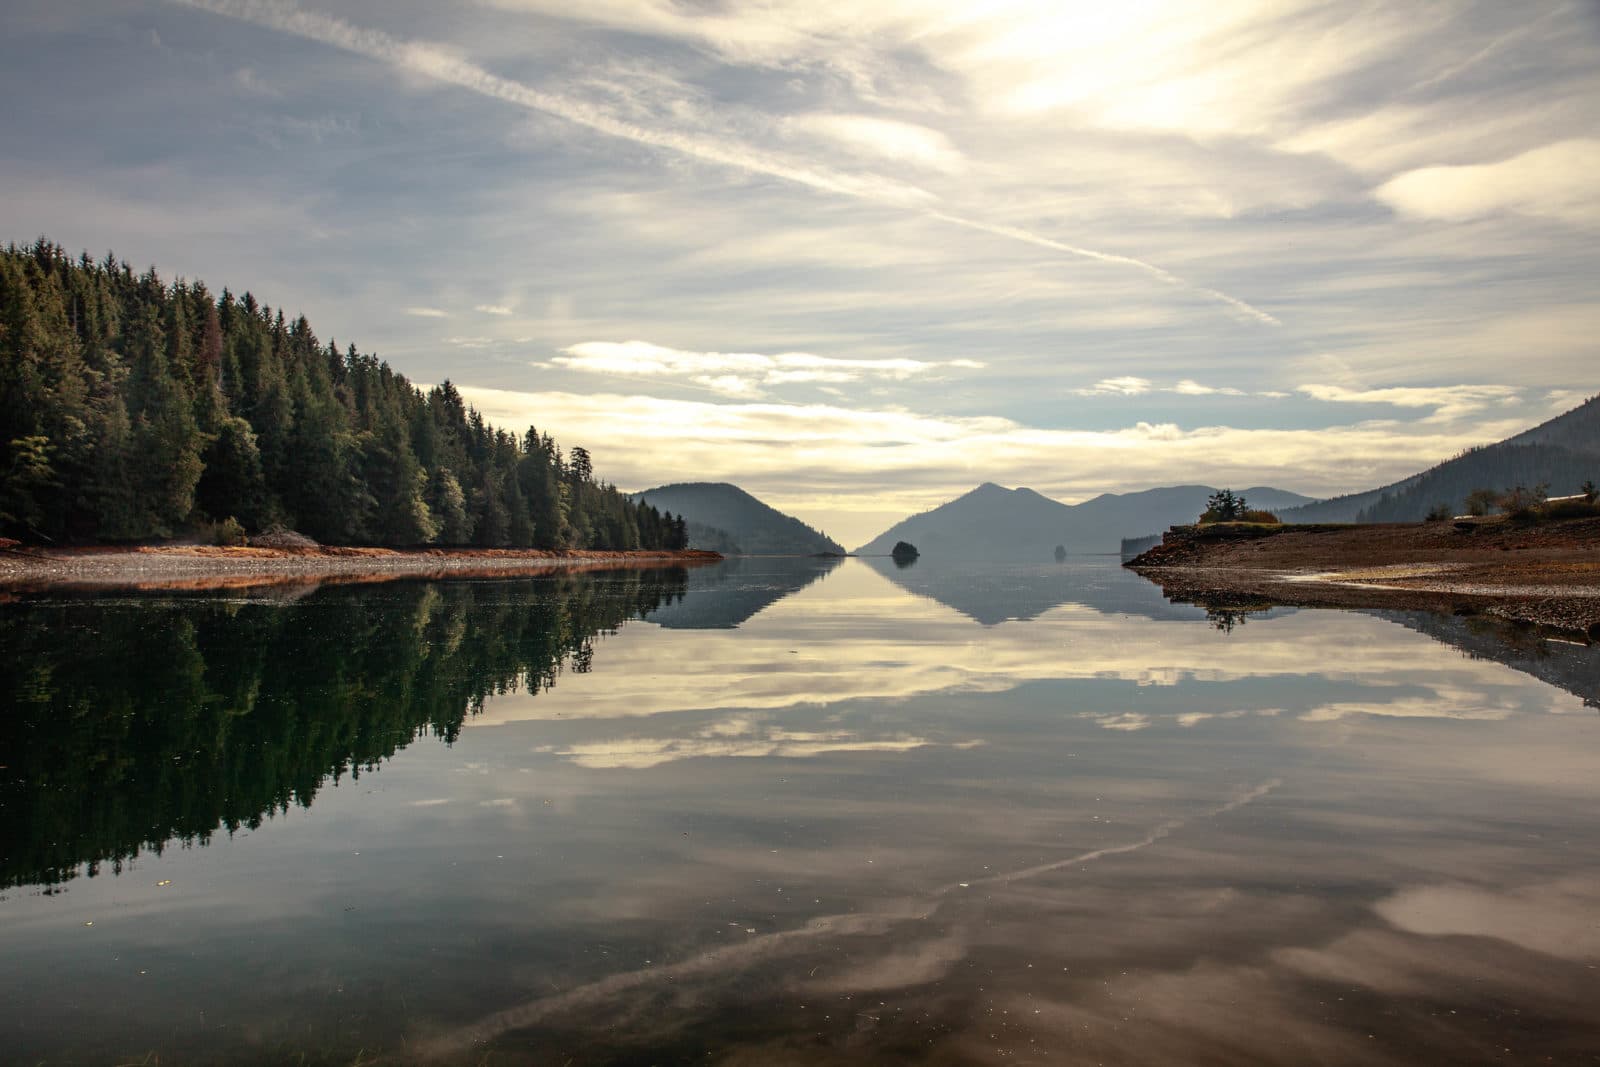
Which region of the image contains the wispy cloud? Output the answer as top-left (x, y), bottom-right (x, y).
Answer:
top-left (404, 306), bottom-right (449, 318)
top-left (1297, 383), bottom-right (1521, 422)
top-left (475, 303), bottom-right (513, 315)
top-left (1545, 388), bottom-right (1591, 410)
top-left (171, 0), bottom-right (1280, 325)
top-left (1172, 379), bottom-right (1245, 397)
top-left (790, 113), bottom-right (965, 173)
top-left (1075, 376), bottom-right (1152, 397)
top-left (1073, 377), bottom-right (1256, 398)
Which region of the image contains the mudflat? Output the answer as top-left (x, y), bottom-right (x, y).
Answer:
top-left (1127, 517), bottom-right (1600, 638)
top-left (0, 544), bottom-right (723, 595)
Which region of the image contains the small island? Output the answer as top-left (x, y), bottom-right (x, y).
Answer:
top-left (890, 540), bottom-right (920, 565)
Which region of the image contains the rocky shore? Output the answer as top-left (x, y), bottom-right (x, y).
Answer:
top-left (1126, 517), bottom-right (1600, 639)
top-left (0, 544), bottom-right (722, 596)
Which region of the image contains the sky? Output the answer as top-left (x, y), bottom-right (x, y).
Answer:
top-left (2, 0), bottom-right (1596, 546)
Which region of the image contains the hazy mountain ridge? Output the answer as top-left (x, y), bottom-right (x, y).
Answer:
top-left (632, 482), bottom-right (845, 555)
top-left (856, 482), bottom-right (1314, 559)
top-left (1281, 393), bottom-right (1600, 523)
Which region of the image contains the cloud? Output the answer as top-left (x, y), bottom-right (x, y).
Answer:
top-left (475, 303), bottom-right (513, 315)
top-left (1075, 376), bottom-right (1152, 396)
top-left (691, 374), bottom-right (763, 399)
top-left (1374, 140), bottom-right (1600, 226)
top-left (544, 339), bottom-right (983, 397)
top-left (1171, 379), bottom-right (1245, 397)
top-left (1081, 712), bottom-right (1151, 732)
top-left (1077, 378), bottom-right (1259, 399)
top-left (173, 0), bottom-right (1280, 325)
top-left (791, 113), bottom-right (965, 173)
top-left (231, 66), bottom-right (279, 97)
top-left (481, 1), bottom-right (1425, 141)
top-left (404, 306), bottom-right (450, 318)
top-left (485, 1), bottom-right (1597, 182)
top-left (1545, 388), bottom-right (1590, 410)
top-left (1297, 383), bottom-right (1521, 422)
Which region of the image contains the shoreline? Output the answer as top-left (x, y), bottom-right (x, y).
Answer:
top-left (0, 544), bottom-right (723, 596)
top-left (1126, 517), bottom-right (1600, 640)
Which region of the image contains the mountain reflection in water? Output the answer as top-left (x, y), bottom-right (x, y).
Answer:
top-left (0, 558), bottom-right (1595, 1066)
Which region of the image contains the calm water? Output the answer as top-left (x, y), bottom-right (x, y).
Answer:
top-left (2, 558), bottom-right (1597, 1065)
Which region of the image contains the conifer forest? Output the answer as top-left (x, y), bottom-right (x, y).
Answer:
top-left (0, 239), bottom-right (688, 549)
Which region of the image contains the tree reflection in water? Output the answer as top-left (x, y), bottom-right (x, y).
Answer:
top-left (0, 569), bottom-right (687, 889)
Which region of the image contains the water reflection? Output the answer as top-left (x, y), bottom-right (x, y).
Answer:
top-left (1140, 574), bottom-right (1599, 706)
top-left (642, 555), bottom-right (840, 629)
top-left (1372, 609), bottom-right (1600, 708)
top-left (863, 554), bottom-right (1293, 626)
top-left (0, 559), bottom-right (1596, 1066)
top-left (0, 569), bottom-right (688, 889)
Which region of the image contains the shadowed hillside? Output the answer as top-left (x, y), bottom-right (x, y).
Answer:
top-left (632, 482), bottom-right (844, 555)
top-left (1282, 394), bottom-right (1600, 523)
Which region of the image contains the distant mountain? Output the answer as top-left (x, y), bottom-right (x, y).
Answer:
top-left (856, 482), bottom-right (1314, 559)
top-left (1281, 393), bottom-right (1600, 523)
top-left (631, 482), bottom-right (845, 556)
top-left (1062, 484), bottom-right (1314, 547)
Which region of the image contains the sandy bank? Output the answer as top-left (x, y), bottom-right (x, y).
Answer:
top-left (0, 544), bottom-right (722, 596)
top-left (1126, 517), bottom-right (1600, 639)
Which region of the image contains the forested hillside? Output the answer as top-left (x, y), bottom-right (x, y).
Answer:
top-left (0, 240), bottom-right (686, 548)
top-left (1281, 394), bottom-right (1600, 523)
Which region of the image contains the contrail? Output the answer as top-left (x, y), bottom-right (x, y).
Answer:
top-left (170, 0), bottom-right (1280, 327)
top-left (925, 211), bottom-right (1280, 326)
top-left (406, 777), bottom-right (1281, 1060)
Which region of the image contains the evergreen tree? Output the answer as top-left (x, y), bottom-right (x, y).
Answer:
top-left (427, 467), bottom-right (473, 544)
top-left (195, 416), bottom-right (269, 529)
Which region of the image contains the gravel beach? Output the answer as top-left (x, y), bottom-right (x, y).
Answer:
top-left (1127, 517), bottom-right (1600, 639)
top-left (0, 544), bottom-right (723, 596)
